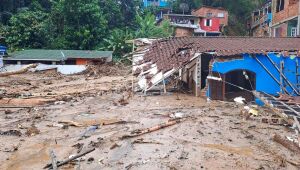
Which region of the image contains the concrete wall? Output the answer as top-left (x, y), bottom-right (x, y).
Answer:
top-left (210, 53), bottom-right (300, 96)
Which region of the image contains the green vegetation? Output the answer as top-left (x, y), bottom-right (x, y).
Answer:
top-left (0, 0), bottom-right (172, 60)
top-left (0, 0), bottom-right (266, 59)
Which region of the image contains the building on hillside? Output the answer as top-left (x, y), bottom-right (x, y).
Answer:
top-left (133, 37), bottom-right (300, 105)
top-left (163, 14), bottom-right (202, 37)
top-left (192, 6), bottom-right (229, 34)
top-left (3, 50), bottom-right (113, 65)
top-left (250, 0), bottom-right (272, 37)
top-left (143, 0), bottom-right (169, 7)
top-left (163, 6), bottom-right (229, 37)
top-left (271, 0), bottom-right (300, 37)
top-left (143, 0), bottom-right (171, 21)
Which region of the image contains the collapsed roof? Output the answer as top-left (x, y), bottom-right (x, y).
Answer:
top-left (133, 37), bottom-right (300, 91)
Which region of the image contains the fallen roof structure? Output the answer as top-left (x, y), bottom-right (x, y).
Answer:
top-left (133, 37), bottom-right (300, 92)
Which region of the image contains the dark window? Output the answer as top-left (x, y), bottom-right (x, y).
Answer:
top-left (276, 0), bottom-right (285, 12)
top-left (205, 19), bottom-right (212, 27)
top-left (207, 13), bottom-right (213, 17)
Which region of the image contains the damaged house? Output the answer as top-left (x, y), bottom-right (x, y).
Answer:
top-left (133, 37), bottom-right (300, 104)
top-left (3, 49), bottom-right (113, 65)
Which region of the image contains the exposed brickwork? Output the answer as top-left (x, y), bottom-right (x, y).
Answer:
top-left (174, 28), bottom-right (194, 37)
top-left (272, 0), bottom-right (299, 25)
top-left (192, 6), bottom-right (229, 26)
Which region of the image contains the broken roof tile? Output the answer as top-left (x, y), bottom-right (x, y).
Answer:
top-left (141, 37), bottom-right (300, 74)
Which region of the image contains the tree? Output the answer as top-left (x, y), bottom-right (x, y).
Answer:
top-left (100, 28), bottom-right (134, 60)
top-left (99, 0), bottom-right (140, 29)
top-left (135, 12), bottom-right (173, 38)
top-left (4, 8), bottom-right (47, 50)
top-left (171, 0), bottom-right (202, 13)
top-left (46, 0), bottom-right (108, 50)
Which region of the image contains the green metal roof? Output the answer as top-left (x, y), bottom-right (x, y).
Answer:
top-left (5, 49), bottom-right (113, 61)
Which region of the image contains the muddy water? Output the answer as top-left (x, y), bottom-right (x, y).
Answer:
top-left (3, 141), bottom-right (62, 170)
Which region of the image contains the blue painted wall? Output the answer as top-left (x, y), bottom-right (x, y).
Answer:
top-left (143, 0), bottom-right (169, 7)
top-left (210, 53), bottom-right (300, 97)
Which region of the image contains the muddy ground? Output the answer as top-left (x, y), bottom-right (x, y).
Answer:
top-left (0, 66), bottom-right (300, 170)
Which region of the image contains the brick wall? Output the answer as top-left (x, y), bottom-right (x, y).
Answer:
top-left (252, 26), bottom-right (270, 37)
top-left (174, 27), bottom-right (194, 37)
top-left (272, 0), bottom-right (299, 25)
top-left (192, 7), bottom-right (228, 26)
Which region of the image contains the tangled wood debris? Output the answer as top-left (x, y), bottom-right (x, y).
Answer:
top-left (1, 64), bottom-right (300, 170)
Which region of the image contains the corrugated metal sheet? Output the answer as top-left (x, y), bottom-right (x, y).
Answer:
top-left (5, 50), bottom-right (113, 61)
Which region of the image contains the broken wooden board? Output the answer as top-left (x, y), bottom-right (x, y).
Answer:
top-left (0, 98), bottom-right (56, 107)
top-left (121, 118), bottom-right (184, 139)
top-left (273, 134), bottom-right (300, 154)
top-left (0, 64), bottom-right (38, 77)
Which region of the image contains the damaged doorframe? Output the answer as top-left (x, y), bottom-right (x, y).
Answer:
top-left (195, 53), bottom-right (202, 97)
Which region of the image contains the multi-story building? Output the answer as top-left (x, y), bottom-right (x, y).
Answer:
top-left (163, 6), bottom-right (228, 37)
top-left (192, 5), bottom-right (229, 33)
top-left (164, 14), bottom-right (201, 37)
top-left (250, 0), bottom-right (272, 37)
top-left (271, 0), bottom-right (300, 37)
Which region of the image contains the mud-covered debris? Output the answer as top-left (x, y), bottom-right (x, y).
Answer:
top-left (3, 145), bottom-right (19, 152)
top-left (89, 137), bottom-right (103, 148)
top-left (44, 148), bottom-right (96, 169)
top-left (132, 138), bottom-right (162, 145)
top-left (25, 125), bottom-right (40, 136)
top-left (87, 157), bottom-right (94, 162)
top-left (234, 97), bottom-right (246, 105)
top-left (4, 109), bottom-right (13, 114)
top-left (121, 118), bottom-right (184, 139)
top-left (47, 123), bottom-right (67, 129)
top-left (0, 130), bottom-right (22, 136)
top-left (118, 98), bottom-right (129, 106)
top-left (72, 143), bottom-right (84, 153)
top-left (170, 112), bottom-right (185, 119)
top-left (59, 120), bottom-right (84, 127)
top-left (273, 134), bottom-right (300, 154)
top-left (79, 125), bottom-right (98, 140)
top-left (110, 143), bottom-right (121, 150)
top-left (178, 151), bottom-right (189, 160)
